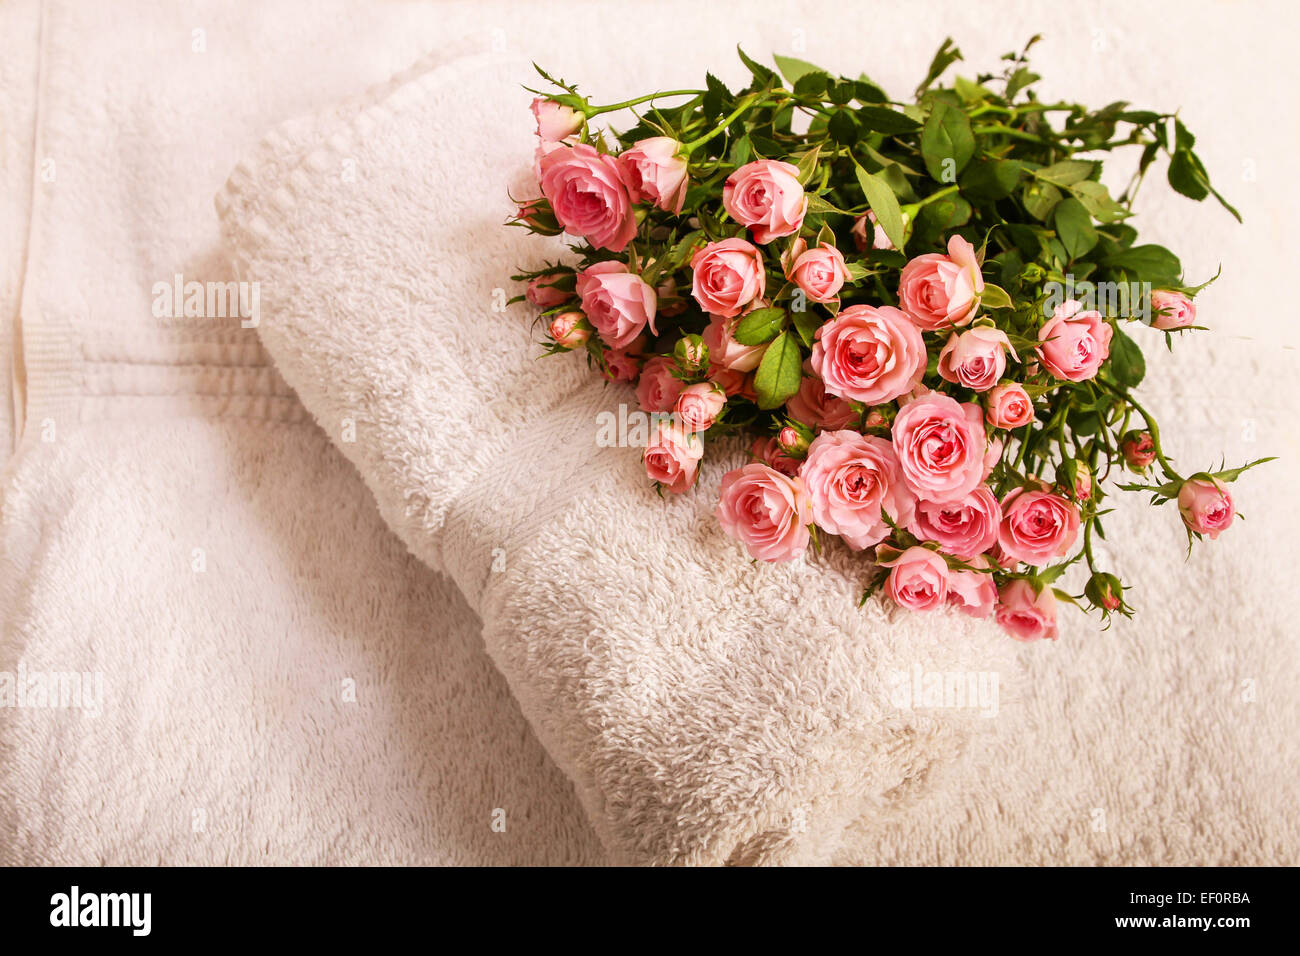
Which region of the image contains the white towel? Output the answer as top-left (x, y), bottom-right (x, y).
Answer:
top-left (217, 46), bottom-right (1018, 865)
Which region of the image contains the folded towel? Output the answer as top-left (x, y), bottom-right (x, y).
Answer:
top-left (217, 47), bottom-right (1018, 865)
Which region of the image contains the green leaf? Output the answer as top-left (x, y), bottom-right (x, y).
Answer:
top-left (1070, 181), bottom-right (1129, 223)
top-left (791, 309), bottom-right (823, 348)
top-left (792, 71), bottom-right (829, 98)
top-left (1035, 159), bottom-right (1097, 187)
top-left (736, 46), bottom-right (778, 87)
top-left (920, 103), bottom-right (975, 182)
top-left (793, 144), bottom-right (822, 184)
top-left (1103, 244), bottom-right (1182, 284)
top-left (1022, 181), bottom-right (1062, 221)
top-left (855, 106), bottom-right (921, 135)
top-left (980, 283), bottom-right (1013, 309)
top-left (772, 54), bottom-right (825, 86)
top-left (754, 331), bottom-right (803, 409)
top-left (1005, 67), bottom-right (1040, 100)
top-left (1167, 150), bottom-right (1209, 200)
top-left (959, 159), bottom-right (1022, 200)
top-left (855, 163), bottom-right (907, 251)
top-left (1108, 324), bottom-right (1146, 388)
top-left (733, 307), bottom-right (787, 346)
top-left (828, 108), bottom-right (859, 145)
top-left (916, 37), bottom-right (962, 95)
top-left (1053, 197), bottom-right (1098, 259)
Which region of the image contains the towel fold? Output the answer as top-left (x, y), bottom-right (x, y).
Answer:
top-left (217, 46), bottom-right (1017, 865)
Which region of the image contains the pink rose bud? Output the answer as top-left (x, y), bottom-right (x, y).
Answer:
top-left (997, 488), bottom-right (1081, 566)
top-left (674, 382), bottom-right (726, 433)
top-left (995, 579), bottom-right (1059, 641)
top-left (750, 436), bottom-right (802, 477)
top-left (575, 261), bottom-right (658, 350)
top-left (811, 305), bottom-right (927, 406)
top-left (1036, 299), bottom-right (1112, 382)
top-left (515, 199), bottom-right (562, 235)
top-left (880, 546), bottom-right (950, 612)
top-left (690, 238), bottom-right (766, 318)
top-left (644, 422), bottom-right (703, 494)
top-left (802, 431), bottom-right (915, 550)
top-left (863, 409), bottom-right (888, 429)
top-left (721, 159), bottom-right (808, 244)
top-left (1121, 430), bottom-right (1156, 471)
top-left (673, 333), bottom-right (708, 371)
top-left (702, 312), bottom-right (765, 372)
top-left (1056, 460), bottom-right (1093, 501)
top-left (937, 326), bottom-right (1017, 392)
top-left (787, 241), bottom-right (850, 303)
top-left (548, 311), bottom-right (590, 349)
top-left (635, 356), bottom-right (685, 413)
top-left (539, 143), bottom-right (636, 252)
top-left (897, 235), bottom-right (985, 330)
top-left (527, 273), bottom-right (572, 309)
top-left (531, 96), bottom-right (584, 142)
top-left (601, 348), bottom-right (642, 383)
top-left (1178, 477), bottom-right (1235, 539)
top-left (716, 463), bottom-right (811, 562)
top-left (777, 426), bottom-right (808, 456)
top-left (617, 137), bottom-right (690, 214)
top-left (985, 383), bottom-right (1035, 430)
top-left (1150, 290), bottom-right (1197, 331)
top-left (1084, 572), bottom-right (1124, 613)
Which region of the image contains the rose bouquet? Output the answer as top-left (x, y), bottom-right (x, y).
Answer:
top-left (511, 37), bottom-right (1270, 640)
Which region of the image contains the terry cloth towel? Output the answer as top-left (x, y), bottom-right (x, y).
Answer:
top-left (217, 46), bottom-right (1019, 866)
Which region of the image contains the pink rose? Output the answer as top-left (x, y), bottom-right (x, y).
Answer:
top-left (937, 326), bottom-right (1016, 392)
top-left (891, 393), bottom-right (988, 501)
top-left (531, 97), bottom-right (584, 142)
top-left (995, 580), bottom-right (1059, 641)
top-left (985, 383), bottom-right (1035, 429)
top-left (785, 240), bottom-right (850, 303)
top-left (548, 311), bottom-right (590, 349)
top-left (785, 371), bottom-right (858, 430)
top-left (716, 463), bottom-right (810, 563)
top-left (750, 436), bottom-right (801, 477)
top-left (801, 430), bottom-right (916, 550)
top-left (948, 557), bottom-right (997, 619)
top-left (526, 274), bottom-right (571, 309)
top-left (908, 485), bottom-right (1001, 559)
top-left (1121, 430), bottom-right (1156, 471)
top-left (576, 261), bottom-right (657, 350)
top-left (881, 546), bottom-right (950, 612)
top-left (644, 422), bottom-right (703, 494)
top-left (690, 238), bottom-right (766, 318)
top-left (897, 235), bottom-right (985, 330)
top-left (997, 488), bottom-right (1080, 566)
top-left (721, 159), bottom-right (808, 244)
top-left (1150, 290), bottom-right (1196, 331)
top-left (635, 356), bottom-right (684, 412)
top-left (602, 348), bottom-right (642, 383)
top-left (810, 305), bottom-right (927, 405)
top-left (674, 382), bottom-right (726, 433)
top-left (1178, 477), bottom-right (1234, 539)
top-left (1037, 299), bottom-right (1112, 382)
top-left (539, 143), bottom-right (636, 252)
top-left (617, 137), bottom-right (689, 214)
top-left (702, 312), bottom-right (765, 372)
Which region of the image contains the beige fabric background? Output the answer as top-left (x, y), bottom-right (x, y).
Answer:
top-left (0, 0), bottom-right (1296, 864)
